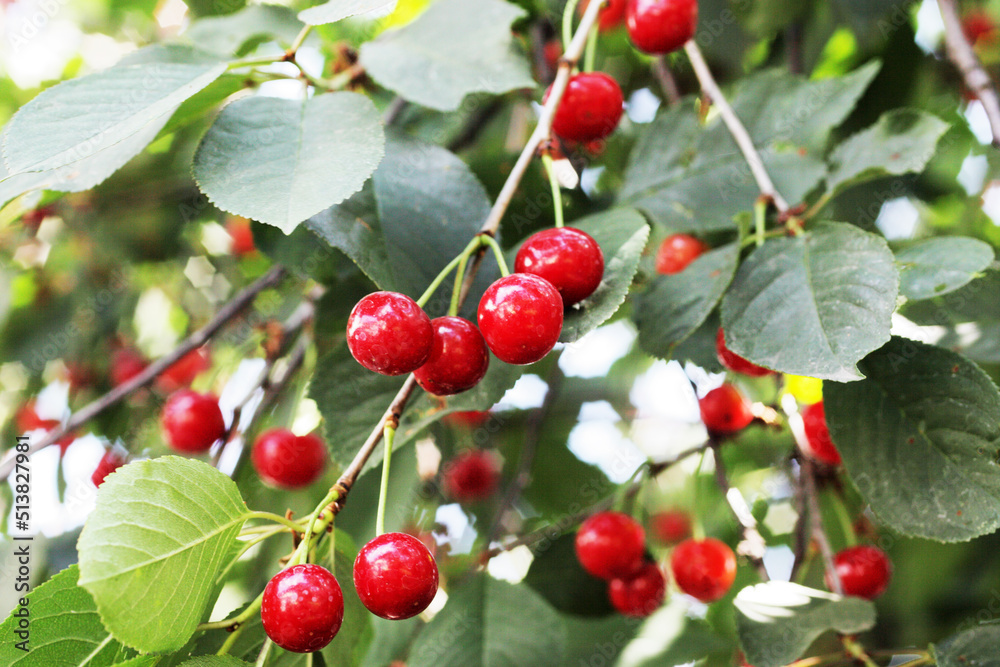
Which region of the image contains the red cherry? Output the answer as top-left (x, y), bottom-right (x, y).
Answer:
top-left (20, 205), bottom-right (56, 230)
top-left (826, 545), bottom-right (892, 600)
top-left (716, 329), bottom-right (773, 377)
top-left (442, 449), bottom-right (501, 503)
top-left (608, 561), bottom-right (667, 617)
top-left (575, 511), bottom-right (646, 580)
top-left (354, 532), bottom-right (439, 620)
top-left (626, 0), bottom-right (698, 55)
top-left (155, 347), bottom-right (211, 393)
top-left (514, 227), bottom-right (605, 306)
top-left (347, 292), bottom-right (434, 376)
top-left (91, 450), bottom-right (127, 488)
top-left (251, 429), bottom-right (327, 489)
top-left (261, 564), bottom-right (344, 653)
top-left (699, 384), bottom-right (754, 435)
top-left (800, 401), bottom-right (841, 467)
top-left (655, 234), bottom-right (709, 275)
top-left (110, 348), bottom-right (148, 387)
top-left (442, 410), bottom-right (491, 428)
top-left (542, 39), bottom-right (562, 73)
top-left (16, 400), bottom-right (60, 433)
top-left (963, 10), bottom-right (998, 45)
top-left (226, 216), bottom-right (256, 256)
top-left (414, 317), bottom-right (490, 396)
top-left (548, 72), bottom-right (624, 143)
top-left (579, 0), bottom-right (629, 31)
top-left (161, 389), bottom-right (226, 453)
top-left (650, 510), bottom-right (692, 544)
top-left (477, 274), bottom-right (563, 365)
top-left (671, 537), bottom-right (737, 603)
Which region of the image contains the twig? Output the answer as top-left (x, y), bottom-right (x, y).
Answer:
top-left (803, 456), bottom-right (842, 594)
top-left (710, 440), bottom-right (769, 581)
top-left (789, 457), bottom-right (810, 581)
top-left (939, 0), bottom-right (1000, 147)
top-left (652, 56), bottom-right (682, 106)
top-left (786, 22), bottom-right (804, 75)
top-left (0, 265), bottom-right (288, 480)
top-left (383, 97), bottom-right (408, 126)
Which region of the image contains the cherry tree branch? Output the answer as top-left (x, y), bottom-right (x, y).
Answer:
top-left (652, 56), bottom-right (682, 106)
top-left (938, 0), bottom-right (1000, 148)
top-left (710, 440), bottom-right (770, 581)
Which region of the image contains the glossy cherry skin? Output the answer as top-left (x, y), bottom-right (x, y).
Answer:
top-left (655, 234), bottom-right (709, 274)
top-left (575, 511), bottom-right (646, 580)
top-left (110, 347), bottom-right (148, 387)
top-left (414, 317), bottom-right (490, 396)
top-left (161, 390), bottom-right (226, 453)
top-left (608, 561), bottom-right (667, 617)
top-left (716, 328), bottom-right (773, 377)
top-left (442, 449), bottom-right (501, 503)
top-left (580, 0), bottom-right (629, 30)
top-left (826, 545), bottom-right (892, 600)
top-left (91, 450), bottom-right (127, 488)
top-left (671, 537), bottom-right (737, 603)
top-left (155, 347), bottom-right (211, 393)
top-left (251, 428), bottom-right (327, 489)
top-left (650, 510), bottom-right (692, 545)
top-left (478, 274), bottom-right (563, 365)
top-left (226, 216), bottom-right (256, 256)
top-left (626, 0), bottom-right (698, 55)
top-left (699, 384), bottom-right (754, 435)
top-left (801, 401), bottom-right (842, 466)
top-left (514, 227), bottom-right (605, 306)
top-left (354, 532), bottom-right (439, 620)
top-left (347, 292), bottom-right (434, 376)
top-left (548, 72), bottom-right (624, 143)
top-left (261, 564), bottom-right (344, 653)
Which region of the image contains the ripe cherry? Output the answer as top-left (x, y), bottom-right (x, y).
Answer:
top-left (800, 401), bottom-right (842, 467)
top-left (579, 0), bottom-right (629, 31)
top-left (91, 449), bottom-right (127, 488)
top-left (575, 511), bottom-right (646, 580)
top-left (251, 428), bottom-right (327, 489)
top-left (261, 564), bottom-right (344, 653)
top-left (16, 400), bottom-right (74, 454)
top-left (626, 0), bottom-right (698, 55)
top-left (347, 292), bottom-right (434, 376)
top-left (716, 329), bottom-right (773, 377)
top-left (671, 537), bottom-right (737, 603)
top-left (548, 72), bottom-right (624, 143)
top-left (414, 317), bottom-right (490, 396)
top-left (226, 216), bottom-right (256, 256)
top-left (155, 347), bottom-right (211, 393)
top-left (650, 509), bottom-right (692, 545)
top-left (826, 545), bottom-right (892, 600)
top-left (110, 347), bottom-right (148, 387)
top-left (443, 410), bottom-right (491, 428)
top-left (354, 532), bottom-right (439, 620)
top-left (161, 390), bottom-right (226, 453)
top-left (608, 561), bottom-right (667, 617)
top-left (442, 449), bottom-right (501, 503)
top-left (699, 384), bottom-right (754, 435)
top-left (655, 234), bottom-right (709, 275)
top-left (477, 274), bottom-right (563, 365)
top-left (963, 10), bottom-right (998, 45)
top-left (514, 227), bottom-right (605, 306)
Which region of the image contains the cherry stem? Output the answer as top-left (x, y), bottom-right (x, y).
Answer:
top-left (244, 511), bottom-right (306, 534)
top-left (583, 23), bottom-right (599, 73)
top-left (416, 235), bottom-right (485, 310)
top-left (831, 491), bottom-right (858, 548)
top-left (690, 449), bottom-right (708, 541)
top-left (479, 234), bottom-right (511, 277)
top-left (449, 251), bottom-right (472, 317)
top-left (541, 153), bottom-right (566, 229)
top-left (375, 424), bottom-right (396, 536)
top-left (561, 0), bottom-right (584, 53)
top-left (753, 197), bottom-right (767, 247)
top-left (255, 638), bottom-right (274, 667)
top-left (841, 636), bottom-right (879, 667)
top-left (286, 25), bottom-right (312, 56)
top-left (294, 488), bottom-right (340, 566)
top-left (199, 589), bottom-right (265, 632)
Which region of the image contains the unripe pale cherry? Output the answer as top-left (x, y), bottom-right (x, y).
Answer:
top-left (347, 291), bottom-right (434, 376)
top-left (514, 227), bottom-right (605, 306)
top-left (354, 532), bottom-right (439, 620)
top-left (261, 564), bottom-right (344, 653)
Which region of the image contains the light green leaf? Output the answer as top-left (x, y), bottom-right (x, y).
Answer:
top-left (300, 0), bottom-right (397, 26)
top-left (179, 658), bottom-right (253, 666)
top-left (193, 93), bottom-right (385, 233)
top-left (824, 336), bottom-right (1000, 542)
top-left (896, 237), bottom-right (995, 300)
top-left (934, 623), bottom-right (1000, 667)
top-left (77, 457), bottom-right (249, 652)
top-left (616, 598), bottom-right (728, 667)
top-left (358, 0), bottom-right (534, 111)
top-left (721, 222), bottom-right (898, 381)
top-left (184, 5), bottom-right (305, 56)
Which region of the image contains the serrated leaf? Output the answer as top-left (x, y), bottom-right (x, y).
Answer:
top-left (408, 575), bottom-right (565, 667)
top-left (824, 336), bottom-right (1000, 542)
top-left (826, 109), bottom-right (949, 195)
top-left (300, 0), bottom-right (397, 26)
top-left (616, 598), bottom-right (728, 667)
top-left (721, 222), bottom-right (898, 381)
top-left (193, 93), bottom-right (385, 233)
top-left (0, 565), bottom-right (137, 666)
top-left (895, 237), bottom-right (995, 300)
top-left (184, 5), bottom-right (305, 56)
top-left (77, 457), bottom-right (249, 652)
top-left (934, 623), bottom-right (1000, 667)
top-left (735, 582), bottom-right (876, 667)
top-left (635, 243), bottom-right (739, 360)
top-left (358, 0), bottom-right (534, 111)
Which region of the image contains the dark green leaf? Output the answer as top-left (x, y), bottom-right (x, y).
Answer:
top-left (523, 534), bottom-right (614, 617)
top-left (617, 598), bottom-right (729, 667)
top-left (901, 270), bottom-right (1000, 325)
top-left (895, 237), bottom-right (995, 300)
top-left (934, 623), bottom-right (1000, 667)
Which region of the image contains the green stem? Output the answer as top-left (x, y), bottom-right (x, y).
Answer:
top-left (803, 192), bottom-right (832, 221)
top-left (255, 638), bottom-right (273, 667)
top-left (830, 492), bottom-right (858, 547)
top-left (841, 636), bottom-right (879, 667)
top-left (199, 590), bottom-right (265, 631)
top-left (449, 252), bottom-right (472, 317)
top-left (583, 23), bottom-right (599, 73)
top-left (562, 0), bottom-right (584, 53)
top-left (690, 449), bottom-right (708, 541)
top-left (375, 424), bottom-right (396, 536)
top-left (479, 234), bottom-right (511, 277)
top-left (244, 511), bottom-right (304, 533)
top-left (227, 55), bottom-right (283, 70)
top-left (287, 25), bottom-right (312, 55)
top-left (216, 624), bottom-right (245, 656)
top-left (294, 487), bottom-right (340, 566)
top-left (754, 198), bottom-right (767, 247)
top-left (416, 235), bottom-right (483, 310)
top-left (541, 154), bottom-right (565, 229)
top-left (739, 228), bottom-right (786, 248)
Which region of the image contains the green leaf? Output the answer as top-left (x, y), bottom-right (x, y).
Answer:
top-left (560, 614), bottom-right (639, 667)
top-left (735, 582), bottom-right (876, 667)
top-left (408, 575), bottom-right (565, 667)
top-left (179, 659), bottom-right (253, 666)
top-left (193, 92), bottom-right (385, 233)
top-left (320, 531), bottom-right (374, 667)
top-left (721, 222), bottom-right (898, 381)
top-left (901, 270), bottom-right (1000, 325)
top-left (825, 109), bottom-right (950, 195)
top-left (358, 0), bottom-right (534, 111)
top-left (635, 243), bottom-right (739, 360)
top-left (616, 598), bottom-right (729, 667)
top-left (0, 565), bottom-right (137, 666)
top-left (523, 534), bottom-right (613, 617)
top-left (77, 457), bottom-right (249, 652)
top-left (185, 5), bottom-right (306, 56)
top-left (895, 237), bottom-right (995, 300)
top-left (824, 336), bottom-right (1000, 542)
top-left (934, 623), bottom-right (1000, 667)
top-left (300, 0), bottom-right (397, 26)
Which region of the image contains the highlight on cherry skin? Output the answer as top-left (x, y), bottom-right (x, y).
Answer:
top-left (354, 532), bottom-right (440, 620)
top-left (575, 511), bottom-right (647, 580)
top-left (161, 389), bottom-right (226, 453)
top-left (260, 563), bottom-right (345, 653)
top-left (654, 233), bottom-right (709, 275)
top-left (251, 428), bottom-right (327, 489)
top-left (548, 71), bottom-right (625, 143)
top-left (514, 227), bottom-right (605, 306)
top-left (347, 291), bottom-right (434, 376)
top-left (670, 537), bottom-right (737, 603)
top-left (477, 273), bottom-right (564, 365)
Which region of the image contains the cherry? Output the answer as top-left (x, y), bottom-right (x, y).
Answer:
top-left (671, 537), bottom-right (737, 603)
top-left (716, 328), bottom-right (773, 377)
top-left (413, 317), bottom-right (490, 396)
top-left (16, 400), bottom-right (74, 454)
top-left (699, 384), bottom-right (754, 435)
top-left (20, 204), bottom-right (56, 231)
top-left (354, 532), bottom-right (439, 620)
top-left (110, 347), bottom-right (148, 387)
top-left (261, 563), bottom-right (344, 653)
top-left (579, 0), bottom-right (629, 31)
top-left (251, 428), bottom-right (327, 489)
top-left (226, 216), bottom-right (256, 256)
top-left (826, 545), bottom-right (892, 600)
top-left (963, 10), bottom-right (998, 45)
top-left (155, 347), bottom-right (211, 393)
top-left (608, 561), bottom-right (667, 617)
top-left (514, 227), bottom-right (605, 306)
top-left (650, 509), bottom-right (692, 545)
top-left (477, 274), bottom-right (563, 365)
top-left (347, 291), bottom-right (434, 376)
top-left (655, 234), bottom-right (709, 274)
top-left (91, 449), bottom-right (127, 488)
top-left (575, 511), bottom-right (646, 580)
top-left (441, 449), bottom-right (501, 503)
top-left (442, 410), bottom-right (491, 428)
top-left (548, 72), bottom-right (624, 143)
top-left (626, 0), bottom-right (698, 55)
top-left (161, 389), bottom-right (226, 453)
top-left (800, 401), bottom-right (842, 467)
